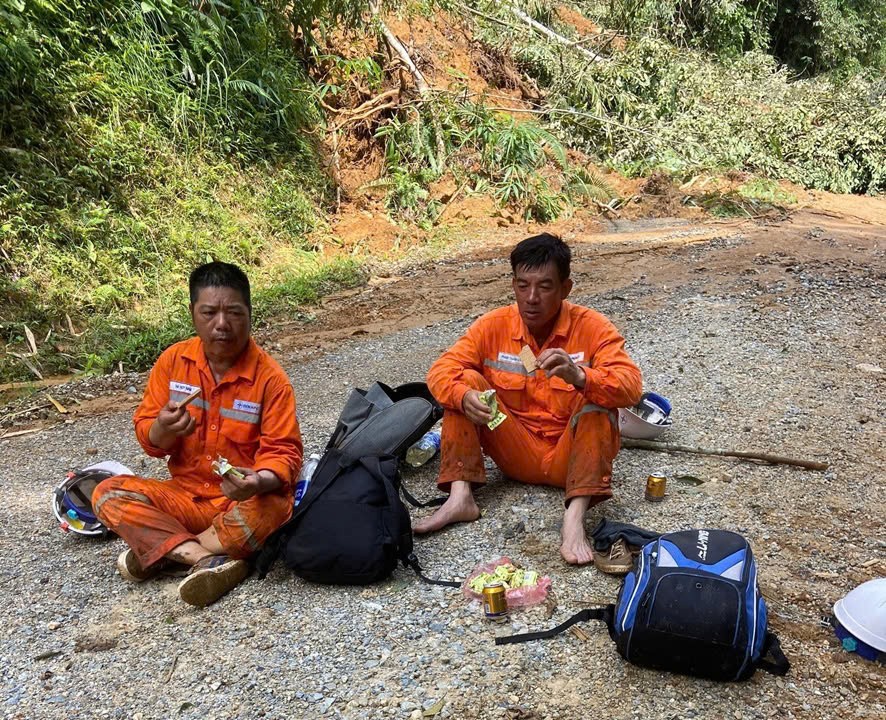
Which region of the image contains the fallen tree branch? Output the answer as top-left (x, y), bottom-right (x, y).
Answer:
top-left (481, 104), bottom-right (657, 137)
top-left (622, 438), bottom-right (828, 471)
top-left (369, 0), bottom-right (430, 96)
top-left (506, 4), bottom-right (607, 63)
top-left (593, 197), bottom-right (621, 217)
top-left (325, 88), bottom-right (401, 120)
top-left (454, 2), bottom-right (513, 29)
top-left (432, 179), bottom-right (471, 225)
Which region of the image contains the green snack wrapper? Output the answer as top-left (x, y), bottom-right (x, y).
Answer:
top-left (211, 455), bottom-right (245, 481)
top-left (479, 389), bottom-right (507, 430)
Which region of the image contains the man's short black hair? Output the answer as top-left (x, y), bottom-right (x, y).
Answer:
top-left (510, 233), bottom-right (571, 282)
top-left (189, 261), bottom-right (251, 312)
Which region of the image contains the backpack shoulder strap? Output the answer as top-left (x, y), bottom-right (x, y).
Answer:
top-left (402, 553), bottom-right (461, 588)
top-left (399, 482), bottom-right (447, 508)
top-left (494, 606), bottom-right (615, 645)
top-left (756, 632), bottom-right (791, 676)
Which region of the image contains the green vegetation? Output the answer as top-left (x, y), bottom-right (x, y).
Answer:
top-left (0, 0), bottom-right (352, 381)
top-left (372, 99), bottom-right (613, 224)
top-left (601, 0), bottom-right (886, 75)
top-left (470, 1), bottom-right (886, 193)
top-left (1, 0), bottom-right (884, 381)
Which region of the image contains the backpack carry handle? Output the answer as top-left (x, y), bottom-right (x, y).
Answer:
top-left (494, 606), bottom-right (615, 645)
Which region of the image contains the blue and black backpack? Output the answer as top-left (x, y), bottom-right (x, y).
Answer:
top-left (497, 529), bottom-right (790, 681)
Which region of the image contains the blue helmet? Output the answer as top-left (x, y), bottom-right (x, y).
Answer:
top-left (52, 461), bottom-right (133, 536)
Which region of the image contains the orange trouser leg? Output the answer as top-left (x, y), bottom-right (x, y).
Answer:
top-left (438, 371), bottom-right (620, 504)
top-left (93, 475), bottom-right (292, 568)
top-left (438, 373), bottom-right (550, 489)
top-left (211, 490), bottom-right (292, 560)
top-left (551, 404), bottom-right (621, 504)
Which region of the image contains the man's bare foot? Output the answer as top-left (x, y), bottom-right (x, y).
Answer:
top-left (560, 496), bottom-right (594, 565)
top-left (413, 481), bottom-right (481, 534)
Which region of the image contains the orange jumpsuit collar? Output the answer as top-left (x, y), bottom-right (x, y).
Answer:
top-left (180, 336), bottom-right (261, 387)
top-left (510, 301), bottom-right (574, 349)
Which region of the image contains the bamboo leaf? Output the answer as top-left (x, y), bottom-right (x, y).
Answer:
top-left (422, 698), bottom-right (445, 717)
top-left (46, 394), bottom-right (68, 414)
top-left (23, 325), bottom-right (37, 355)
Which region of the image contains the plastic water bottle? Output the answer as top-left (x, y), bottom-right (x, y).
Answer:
top-left (294, 453), bottom-right (321, 507)
top-left (405, 429), bottom-right (441, 467)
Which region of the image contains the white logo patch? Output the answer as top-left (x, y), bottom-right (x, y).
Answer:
top-left (497, 352), bottom-right (522, 364)
top-left (696, 530), bottom-right (710, 561)
top-left (170, 381), bottom-right (199, 394)
top-left (569, 352), bottom-right (585, 363)
top-left (233, 399), bottom-right (262, 415)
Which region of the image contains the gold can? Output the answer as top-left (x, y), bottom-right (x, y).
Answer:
top-left (645, 473), bottom-right (667, 502)
top-left (482, 581), bottom-right (508, 619)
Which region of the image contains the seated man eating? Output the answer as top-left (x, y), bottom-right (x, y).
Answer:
top-left (416, 233), bottom-right (642, 568)
top-left (94, 262), bottom-right (302, 606)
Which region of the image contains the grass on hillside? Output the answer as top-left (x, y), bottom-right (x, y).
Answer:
top-left (0, 0), bottom-right (363, 382)
top-left (1, 259), bottom-right (366, 382)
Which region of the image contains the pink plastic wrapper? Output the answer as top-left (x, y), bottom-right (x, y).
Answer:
top-left (462, 556), bottom-right (552, 608)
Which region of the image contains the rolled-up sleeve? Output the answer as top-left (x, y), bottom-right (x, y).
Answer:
top-left (427, 321), bottom-right (486, 412)
top-left (581, 320), bottom-right (643, 409)
top-left (134, 349), bottom-right (176, 458)
top-left (253, 376), bottom-right (303, 491)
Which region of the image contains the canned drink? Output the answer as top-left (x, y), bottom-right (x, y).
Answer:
top-left (645, 473), bottom-right (667, 502)
top-left (482, 581), bottom-right (508, 619)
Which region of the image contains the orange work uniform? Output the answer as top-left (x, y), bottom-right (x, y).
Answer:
top-left (94, 336), bottom-right (302, 568)
top-left (426, 302), bottom-right (642, 502)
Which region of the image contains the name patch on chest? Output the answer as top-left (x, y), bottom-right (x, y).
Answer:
top-left (170, 381), bottom-right (199, 394)
top-left (569, 352), bottom-right (585, 363)
top-left (233, 399), bottom-right (262, 415)
top-left (497, 352), bottom-right (522, 364)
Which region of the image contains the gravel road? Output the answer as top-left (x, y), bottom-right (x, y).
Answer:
top-left (1, 220), bottom-right (884, 719)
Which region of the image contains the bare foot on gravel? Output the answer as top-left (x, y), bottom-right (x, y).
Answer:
top-left (560, 496), bottom-right (594, 565)
top-left (413, 481), bottom-right (481, 534)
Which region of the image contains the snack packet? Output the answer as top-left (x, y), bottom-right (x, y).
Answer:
top-left (479, 389), bottom-right (507, 430)
top-left (463, 556), bottom-right (551, 608)
top-left (211, 455), bottom-right (245, 481)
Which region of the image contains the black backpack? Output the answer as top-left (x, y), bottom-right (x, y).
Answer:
top-left (255, 450), bottom-right (410, 584)
top-left (497, 529), bottom-right (790, 682)
top-left (254, 382), bottom-right (456, 586)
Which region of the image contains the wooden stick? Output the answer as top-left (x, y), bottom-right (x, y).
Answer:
top-left (164, 653), bottom-right (178, 683)
top-left (0, 378), bottom-right (70, 392)
top-left (0, 428), bottom-right (42, 440)
top-left (176, 387), bottom-right (201, 408)
top-left (1, 404), bottom-right (52, 422)
top-left (622, 438), bottom-right (828, 471)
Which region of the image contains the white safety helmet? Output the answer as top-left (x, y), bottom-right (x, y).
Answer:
top-left (833, 578), bottom-right (886, 659)
top-left (619, 391), bottom-right (673, 440)
top-left (52, 460), bottom-right (134, 536)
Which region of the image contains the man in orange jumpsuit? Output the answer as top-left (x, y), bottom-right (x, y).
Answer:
top-left (416, 234), bottom-right (642, 567)
top-left (94, 262), bottom-right (302, 606)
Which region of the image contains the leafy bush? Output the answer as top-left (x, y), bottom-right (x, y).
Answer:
top-left (591, 0), bottom-right (886, 74)
top-left (372, 97), bottom-right (612, 222)
top-left (472, 4), bottom-right (886, 193)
